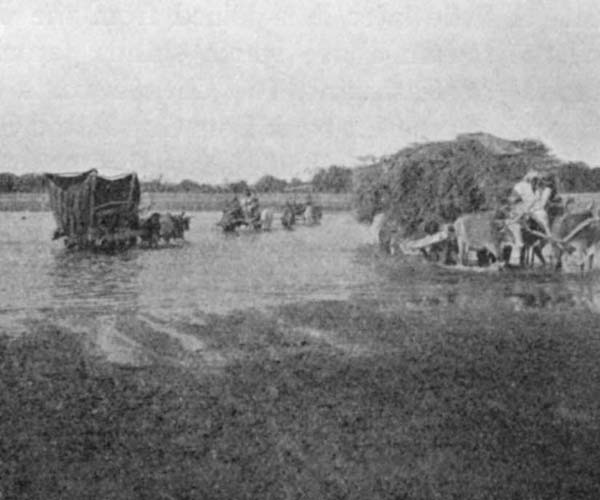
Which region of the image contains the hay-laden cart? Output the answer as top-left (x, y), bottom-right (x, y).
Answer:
top-left (45, 169), bottom-right (141, 251)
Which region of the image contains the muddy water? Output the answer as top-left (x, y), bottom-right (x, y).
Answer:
top-left (1, 211), bottom-right (600, 363)
top-left (0, 212), bottom-right (384, 316)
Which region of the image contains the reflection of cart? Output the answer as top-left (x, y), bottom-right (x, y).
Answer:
top-left (45, 169), bottom-right (141, 251)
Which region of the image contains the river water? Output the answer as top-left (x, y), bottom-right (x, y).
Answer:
top-left (1, 211), bottom-right (600, 362)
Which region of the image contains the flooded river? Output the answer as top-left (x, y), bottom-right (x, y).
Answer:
top-left (1, 210), bottom-right (600, 361)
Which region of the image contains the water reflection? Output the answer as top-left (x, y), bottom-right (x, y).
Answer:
top-left (365, 252), bottom-right (600, 314)
top-left (48, 249), bottom-right (142, 314)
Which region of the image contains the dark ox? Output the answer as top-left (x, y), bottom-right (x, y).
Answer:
top-left (159, 212), bottom-right (191, 244)
top-left (137, 213), bottom-right (161, 247)
top-left (551, 209), bottom-right (600, 272)
top-left (138, 212), bottom-right (190, 247)
top-left (217, 205), bottom-right (246, 233)
top-left (281, 204), bottom-right (296, 230)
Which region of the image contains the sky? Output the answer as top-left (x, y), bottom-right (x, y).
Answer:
top-left (1, 0), bottom-right (599, 183)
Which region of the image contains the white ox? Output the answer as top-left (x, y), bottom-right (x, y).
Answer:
top-left (302, 205), bottom-right (323, 226)
top-left (259, 208), bottom-right (274, 231)
top-left (454, 211), bottom-right (508, 265)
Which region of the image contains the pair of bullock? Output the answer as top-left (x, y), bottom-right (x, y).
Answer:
top-left (217, 207), bottom-right (275, 232)
top-left (218, 203), bottom-right (321, 232)
top-left (138, 212), bottom-right (191, 247)
top-left (281, 202), bottom-right (323, 230)
top-left (454, 202), bottom-right (600, 271)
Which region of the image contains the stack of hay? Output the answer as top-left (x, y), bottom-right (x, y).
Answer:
top-left (353, 133), bottom-right (559, 246)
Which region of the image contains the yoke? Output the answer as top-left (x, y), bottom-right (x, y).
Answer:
top-left (505, 214), bottom-right (600, 251)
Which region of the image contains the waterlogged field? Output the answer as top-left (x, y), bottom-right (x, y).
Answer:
top-left (1, 211), bottom-right (600, 499)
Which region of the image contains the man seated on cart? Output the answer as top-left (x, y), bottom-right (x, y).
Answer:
top-left (242, 189), bottom-right (261, 227)
top-left (507, 170), bottom-right (554, 258)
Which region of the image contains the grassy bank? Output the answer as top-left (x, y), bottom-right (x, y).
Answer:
top-left (2, 301), bottom-right (599, 499)
top-left (0, 193), bottom-right (51, 211)
top-left (565, 191), bottom-right (600, 211)
top-left (1, 191), bottom-right (597, 214)
top-left (0, 192), bottom-right (353, 212)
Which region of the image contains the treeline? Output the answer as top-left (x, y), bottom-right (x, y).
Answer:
top-left (0, 166), bottom-right (354, 194)
top-left (142, 166), bottom-right (353, 194)
top-left (2, 159), bottom-right (599, 196)
top-left (0, 173), bottom-right (47, 193)
top-left (557, 162), bottom-right (600, 192)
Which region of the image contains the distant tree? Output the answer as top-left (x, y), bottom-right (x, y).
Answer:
top-left (228, 180), bottom-right (250, 194)
top-left (253, 175), bottom-right (288, 193)
top-left (557, 162), bottom-right (593, 192)
top-left (213, 184), bottom-right (230, 193)
top-left (589, 168), bottom-right (600, 191)
top-left (353, 164), bottom-right (389, 223)
top-left (311, 166), bottom-right (353, 193)
top-left (141, 177), bottom-right (165, 192)
top-left (0, 172), bottom-right (17, 193)
top-left (289, 177), bottom-right (303, 187)
top-left (197, 183), bottom-right (218, 193)
top-left (13, 174), bottom-right (46, 192)
top-left (178, 179), bottom-right (202, 192)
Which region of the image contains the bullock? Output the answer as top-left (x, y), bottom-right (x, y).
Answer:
top-left (515, 217), bottom-right (548, 268)
top-left (173, 212), bottom-right (191, 238)
top-left (454, 211), bottom-right (510, 266)
top-left (517, 197), bottom-right (569, 267)
top-left (218, 208), bottom-right (246, 232)
top-left (159, 212), bottom-right (191, 244)
top-left (218, 205), bottom-right (273, 233)
top-left (303, 204), bottom-right (323, 226)
top-left (281, 204), bottom-right (296, 230)
top-left (259, 208), bottom-right (274, 231)
top-left (137, 212), bottom-right (161, 248)
top-left (550, 207), bottom-right (600, 272)
top-left (421, 222), bottom-right (457, 264)
top-left (292, 201), bottom-right (307, 217)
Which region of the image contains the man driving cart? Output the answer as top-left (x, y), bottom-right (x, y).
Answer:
top-left (507, 170), bottom-right (555, 258)
top-left (242, 189), bottom-right (261, 229)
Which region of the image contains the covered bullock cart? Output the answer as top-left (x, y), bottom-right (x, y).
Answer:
top-left (45, 169), bottom-right (141, 251)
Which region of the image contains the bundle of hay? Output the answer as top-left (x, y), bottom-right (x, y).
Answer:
top-left (353, 163), bottom-right (389, 223)
top-left (354, 133), bottom-right (559, 240)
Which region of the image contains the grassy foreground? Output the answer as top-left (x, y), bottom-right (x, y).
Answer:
top-left (1, 301), bottom-right (599, 499)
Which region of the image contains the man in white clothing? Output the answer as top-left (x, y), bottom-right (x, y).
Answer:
top-left (530, 176), bottom-right (553, 235)
top-left (507, 171), bottom-right (552, 256)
